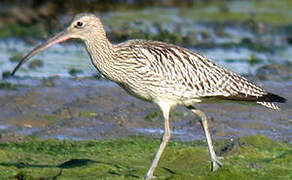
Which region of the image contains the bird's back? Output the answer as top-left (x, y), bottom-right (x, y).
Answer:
top-left (112, 39), bottom-right (285, 109)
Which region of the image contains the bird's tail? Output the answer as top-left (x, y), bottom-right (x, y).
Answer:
top-left (257, 93), bottom-right (286, 110)
top-left (257, 101), bottom-right (280, 110)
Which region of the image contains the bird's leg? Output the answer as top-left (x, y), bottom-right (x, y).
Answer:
top-left (145, 105), bottom-right (171, 179)
top-left (188, 107), bottom-right (223, 171)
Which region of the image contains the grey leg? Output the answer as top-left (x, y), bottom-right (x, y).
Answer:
top-left (189, 107), bottom-right (222, 171)
top-left (145, 104), bottom-right (171, 179)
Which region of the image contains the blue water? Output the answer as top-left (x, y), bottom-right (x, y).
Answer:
top-left (1, 38), bottom-right (290, 78)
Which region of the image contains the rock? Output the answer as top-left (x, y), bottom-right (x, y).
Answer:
top-left (10, 7), bottom-right (33, 24)
top-left (28, 59), bottom-right (43, 70)
top-left (200, 31), bottom-right (210, 41)
top-left (255, 63), bottom-right (292, 80)
top-left (42, 78), bottom-right (55, 87)
top-left (0, 132), bottom-right (28, 143)
top-left (241, 38), bottom-right (253, 46)
top-left (287, 36), bottom-right (292, 45)
top-left (9, 53), bottom-right (24, 62)
top-left (214, 24), bottom-right (226, 37)
top-left (69, 68), bottom-right (83, 76)
top-left (2, 71), bottom-right (11, 79)
top-left (183, 32), bottom-right (197, 46)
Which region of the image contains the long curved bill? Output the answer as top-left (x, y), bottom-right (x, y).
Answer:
top-left (10, 31), bottom-right (70, 76)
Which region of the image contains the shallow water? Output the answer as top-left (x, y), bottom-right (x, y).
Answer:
top-left (0, 40), bottom-right (95, 77)
top-left (1, 38), bottom-right (291, 78)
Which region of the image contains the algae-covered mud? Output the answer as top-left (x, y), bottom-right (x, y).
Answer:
top-left (0, 135), bottom-right (291, 179)
top-left (0, 0), bottom-right (292, 179)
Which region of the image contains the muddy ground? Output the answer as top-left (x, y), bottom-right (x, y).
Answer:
top-left (0, 72), bottom-right (291, 143)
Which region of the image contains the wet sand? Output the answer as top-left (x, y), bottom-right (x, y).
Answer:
top-left (0, 75), bottom-right (291, 143)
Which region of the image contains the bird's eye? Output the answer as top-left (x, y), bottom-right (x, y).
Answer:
top-left (75, 21), bottom-right (84, 28)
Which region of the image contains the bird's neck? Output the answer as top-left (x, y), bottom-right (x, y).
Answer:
top-left (84, 38), bottom-right (118, 81)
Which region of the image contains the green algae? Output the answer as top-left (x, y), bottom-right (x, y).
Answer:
top-left (0, 135), bottom-right (291, 179)
top-left (40, 115), bottom-right (59, 121)
top-left (144, 110), bottom-right (184, 122)
top-left (0, 24), bottom-right (46, 39)
top-left (104, 0), bottom-right (292, 28)
top-left (79, 111), bottom-right (99, 118)
top-left (144, 110), bottom-right (162, 122)
top-left (2, 0), bottom-right (292, 40)
top-left (0, 82), bottom-right (18, 90)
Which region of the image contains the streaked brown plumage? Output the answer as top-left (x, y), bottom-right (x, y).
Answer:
top-left (11, 13), bottom-right (286, 179)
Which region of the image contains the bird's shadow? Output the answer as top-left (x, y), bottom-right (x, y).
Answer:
top-left (0, 158), bottom-right (97, 169)
top-left (0, 159), bottom-right (140, 179)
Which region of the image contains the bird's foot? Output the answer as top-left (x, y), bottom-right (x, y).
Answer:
top-left (145, 175), bottom-right (156, 179)
top-left (211, 156), bottom-right (223, 171)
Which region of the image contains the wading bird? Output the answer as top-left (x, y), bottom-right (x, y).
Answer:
top-left (11, 13), bottom-right (286, 179)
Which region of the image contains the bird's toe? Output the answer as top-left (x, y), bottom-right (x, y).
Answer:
top-left (145, 175), bottom-right (156, 179)
top-left (211, 156), bottom-right (223, 171)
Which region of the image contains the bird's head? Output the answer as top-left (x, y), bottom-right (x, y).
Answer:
top-left (67, 13), bottom-right (106, 40)
top-left (11, 13), bottom-right (105, 76)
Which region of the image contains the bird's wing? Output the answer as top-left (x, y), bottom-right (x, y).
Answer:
top-left (134, 40), bottom-right (285, 107)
